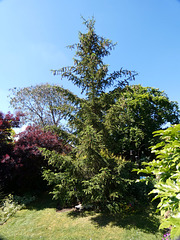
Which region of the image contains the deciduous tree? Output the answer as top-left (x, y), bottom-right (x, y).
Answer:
top-left (1, 124), bottom-right (70, 193)
top-left (0, 111), bottom-right (22, 190)
top-left (9, 83), bottom-right (74, 127)
top-left (104, 85), bottom-right (179, 159)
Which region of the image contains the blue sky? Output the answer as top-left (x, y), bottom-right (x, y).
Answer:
top-left (0, 0), bottom-right (180, 114)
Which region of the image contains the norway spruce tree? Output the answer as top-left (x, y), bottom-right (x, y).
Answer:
top-left (52, 17), bottom-right (136, 132)
top-left (43, 18), bottom-right (179, 211)
top-left (52, 18), bottom-right (137, 175)
top-left (42, 17), bottom-right (137, 210)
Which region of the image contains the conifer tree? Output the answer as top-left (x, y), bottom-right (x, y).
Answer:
top-left (43, 18), bottom-right (138, 209)
top-left (53, 17), bottom-right (136, 144)
top-left (53, 17), bottom-right (137, 175)
top-left (42, 18), bottom-right (179, 210)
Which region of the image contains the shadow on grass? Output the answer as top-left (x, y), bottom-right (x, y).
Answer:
top-left (0, 235), bottom-right (8, 240)
top-left (67, 208), bottom-right (161, 235)
top-left (25, 192), bottom-right (161, 235)
top-left (25, 192), bottom-right (57, 211)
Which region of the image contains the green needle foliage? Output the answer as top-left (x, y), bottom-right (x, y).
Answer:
top-left (52, 17), bottom-right (136, 135)
top-left (42, 17), bottom-right (137, 210)
top-left (42, 17), bottom-right (179, 213)
top-left (52, 18), bottom-right (136, 98)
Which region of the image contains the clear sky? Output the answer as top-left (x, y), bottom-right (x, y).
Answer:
top-left (0, 0), bottom-right (180, 114)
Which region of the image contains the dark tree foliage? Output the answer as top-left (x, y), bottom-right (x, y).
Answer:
top-left (1, 125), bottom-right (70, 193)
top-left (104, 85), bottom-right (180, 159)
top-left (0, 111), bottom-right (23, 190)
top-left (14, 125), bottom-right (69, 155)
top-left (0, 111), bottom-right (22, 158)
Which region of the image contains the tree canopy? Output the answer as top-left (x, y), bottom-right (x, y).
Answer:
top-left (104, 84), bottom-right (179, 158)
top-left (0, 124), bottom-right (70, 193)
top-left (0, 111), bottom-right (22, 190)
top-left (9, 83), bottom-right (74, 127)
top-left (0, 111), bottom-right (22, 159)
top-left (6, 17), bottom-right (180, 215)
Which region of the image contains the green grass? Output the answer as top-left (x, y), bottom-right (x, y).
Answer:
top-left (0, 195), bottom-right (162, 240)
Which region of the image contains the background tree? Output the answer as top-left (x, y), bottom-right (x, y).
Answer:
top-left (104, 85), bottom-right (179, 159)
top-left (0, 111), bottom-right (22, 190)
top-left (1, 125), bottom-right (70, 194)
top-left (9, 83), bottom-right (75, 127)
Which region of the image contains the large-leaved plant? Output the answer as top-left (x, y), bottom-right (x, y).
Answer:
top-left (137, 124), bottom-right (180, 239)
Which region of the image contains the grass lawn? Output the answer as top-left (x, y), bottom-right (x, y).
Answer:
top-left (0, 195), bottom-right (162, 240)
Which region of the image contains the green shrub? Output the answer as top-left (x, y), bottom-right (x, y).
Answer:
top-left (42, 148), bottom-right (143, 212)
top-left (0, 194), bottom-right (35, 224)
top-left (137, 124), bottom-right (180, 239)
